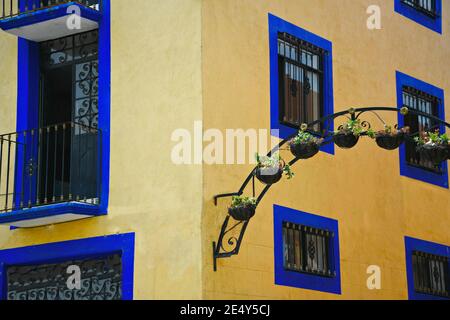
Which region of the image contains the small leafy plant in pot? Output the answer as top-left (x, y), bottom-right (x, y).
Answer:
top-left (228, 196), bottom-right (257, 221)
top-left (367, 125), bottom-right (410, 151)
top-left (289, 126), bottom-right (324, 159)
top-left (415, 131), bottom-right (449, 166)
top-left (255, 152), bottom-right (294, 185)
top-left (333, 119), bottom-right (363, 149)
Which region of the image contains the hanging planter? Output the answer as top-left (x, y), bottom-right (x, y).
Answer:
top-left (289, 129), bottom-right (323, 159)
top-left (368, 126), bottom-right (410, 151)
top-left (415, 131), bottom-right (450, 166)
top-left (228, 196), bottom-right (257, 221)
top-left (255, 153), bottom-right (294, 185)
top-left (333, 119), bottom-right (363, 149)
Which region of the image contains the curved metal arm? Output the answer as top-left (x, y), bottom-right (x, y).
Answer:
top-left (212, 107), bottom-right (450, 271)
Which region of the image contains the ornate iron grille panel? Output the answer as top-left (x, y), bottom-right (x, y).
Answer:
top-left (412, 251), bottom-right (449, 298)
top-left (40, 31), bottom-right (99, 129)
top-left (282, 222), bottom-right (335, 277)
top-left (278, 32), bottom-right (325, 132)
top-left (7, 253), bottom-right (122, 300)
top-left (401, 0), bottom-right (438, 18)
top-left (403, 86), bottom-right (441, 173)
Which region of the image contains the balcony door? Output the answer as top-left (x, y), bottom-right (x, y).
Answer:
top-left (37, 30), bottom-right (99, 206)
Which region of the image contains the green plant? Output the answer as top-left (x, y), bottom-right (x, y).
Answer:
top-left (255, 152), bottom-right (295, 180)
top-left (335, 119), bottom-right (364, 136)
top-left (415, 131), bottom-right (449, 146)
top-left (367, 125), bottom-right (410, 139)
top-left (290, 131), bottom-right (323, 146)
top-left (230, 196), bottom-right (257, 209)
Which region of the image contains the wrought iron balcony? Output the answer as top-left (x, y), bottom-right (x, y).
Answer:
top-left (0, 0), bottom-right (102, 42)
top-left (0, 122), bottom-right (101, 227)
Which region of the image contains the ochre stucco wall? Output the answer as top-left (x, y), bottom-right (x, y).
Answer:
top-left (0, 0), bottom-right (204, 300)
top-left (201, 0), bottom-right (450, 299)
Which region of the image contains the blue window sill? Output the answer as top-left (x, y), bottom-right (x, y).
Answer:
top-left (0, 202), bottom-right (106, 228)
top-left (273, 205), bottom-right (341, 295)
top-left (394, 0), bottom-right (442, 34)
top-left (404, 236), bottom-right (449, 300)
top-left (269, 13), bottom-right (335, 156)
top-left (396, 71), bottom-right (448, 189)
top-left (0, 2), bottom-right (101, 31)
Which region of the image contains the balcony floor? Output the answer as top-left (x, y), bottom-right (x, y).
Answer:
top-left (0, 2), bottom-right (101, 42)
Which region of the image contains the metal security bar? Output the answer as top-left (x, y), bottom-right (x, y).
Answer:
top-left (0, 0), bottom-right (101, 20)
top-left (282, 222), bottom-right (335, 277)
top-left (0, 122), bottom-right (101, 213)
top-left (401, 0), bottom-right (438, 18)
top-left (278, 32), bottom-right (325, 133)
top-left (412, 251), bottom-right (449, 298)
top-left (7, 253), bottom-right (122, 300)
top-left (403, 86), bottom-right (441, 173)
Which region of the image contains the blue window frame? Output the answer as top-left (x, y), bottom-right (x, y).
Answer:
top-left (394, 0), bottom-right (442, 34)
top-left (0, 232), bottom-right (135, 300)
top-left (273, 205), bottom-right (341, 295)
top-left (404, 236), bottom-right (449, 300)
top-left (0, 0), bottom-right (111, 226)
top-left (396, 71), bottom-right (448, 188)
top-left (269, 13), bottom-right (334, 155)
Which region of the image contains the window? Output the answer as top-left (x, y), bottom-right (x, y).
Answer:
top-left (0, 0), bottom-right (111, 228)
top-left (283, 222), bottom-right (335, 278)
top-left (402, 86), bottom-right (441, 173)
top-left (394, 0), bottom-right (442, 34)
top-left (269, 14), bottom-right (334, 155)
top-left (401, 0), bottom-right (439, 18)
top-left (405, 237), bottom-right (449, 300)
top-left (278, 33), bottom-right (324, 132)
top-left (0, 233), bottom-right (135, 300)
top-left (396, 71), bottom-right (448, 188)
top-left (412, 251), bottom-right (449, 298)
top-left (274, 205), bottom-right (341, 294)
top-left (7, 253), bottom-right (122, 300)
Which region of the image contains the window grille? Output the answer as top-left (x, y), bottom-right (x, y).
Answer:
top-left (402, 86), bottom-right (442, 173)
top-left (277, 32), bottom-right (325, 132)
top-left (282, 221), bottom-right (335, 277)
top-left (412, 251), bottom-right (449, 298)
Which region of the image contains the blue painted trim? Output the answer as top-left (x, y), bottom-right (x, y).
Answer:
top-left (268, 14), bottom-right (335, 155)
top-left (396, 71), bottom-right (448, 188)
top-left (273, 205), bottom-right (341, 295)
top-left (0, 2), bottom-right (101, 31)
top-left (404, 236), bottom-right (449, 300)
top-left (97, 0), bottom-right (111, 215)
top-left (394, 0), bottom-right (442, 34)
top-left (12, 1), bottom-right (111, 225)
top-left (0, 202), bottom-right (104, 226)
top-left (0, 233), bottom-right (135, 300)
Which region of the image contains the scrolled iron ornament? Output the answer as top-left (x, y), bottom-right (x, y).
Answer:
top-left (212, 107), bottom-right (450, 271)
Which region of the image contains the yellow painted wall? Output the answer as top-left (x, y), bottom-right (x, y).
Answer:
top-left (0, 0), bottom-right (204, 300)
top-left (0, 0), bottom-right (448, 301)
top-left (201, 0), bottom-right (450, 300)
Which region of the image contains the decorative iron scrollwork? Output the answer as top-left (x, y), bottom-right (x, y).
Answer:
top-left (213, 107), bottom-right (450, 271)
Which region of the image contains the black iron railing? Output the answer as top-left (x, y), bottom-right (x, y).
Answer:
top-left (0, 122), bottom-right (101, 213)
top-left (0, 0), bottom-right (101, 20)
top-left (401, 0), bottom-right (439, 18)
